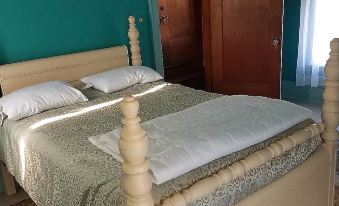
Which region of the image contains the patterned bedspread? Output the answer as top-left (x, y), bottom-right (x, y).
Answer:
top-left (0, 81), bottom-right (321, 206)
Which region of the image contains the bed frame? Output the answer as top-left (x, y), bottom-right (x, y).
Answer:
top-left (0, 16), bottom-right (338, 206)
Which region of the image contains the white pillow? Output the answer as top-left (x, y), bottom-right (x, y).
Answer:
top-left (0, 80), bottom-right (88, 120)
top-left (81, 66), bottom-right (163, 93)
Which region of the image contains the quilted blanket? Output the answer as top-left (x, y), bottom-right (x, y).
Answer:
top-left (0, 82), bottom-right (321, 206)
top-left (89, 95), bottom-right (312, 184)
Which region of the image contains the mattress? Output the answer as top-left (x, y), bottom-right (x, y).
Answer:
top-left (0, 81), bottom-right (322, 206)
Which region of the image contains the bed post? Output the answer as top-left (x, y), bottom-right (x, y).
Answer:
top-left (128, 16), bottom-right (142, 66)
top-left (1, 162), bottom-right (16, 195)
top-left (119, 96), bottom-right (154, 206)
top-left (322, 38), bottom-right (339, 205)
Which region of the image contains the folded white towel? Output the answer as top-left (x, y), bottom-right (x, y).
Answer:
top-left (89, 95), bottom-right (312, 185)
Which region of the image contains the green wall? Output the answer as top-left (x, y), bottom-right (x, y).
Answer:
top-left (0, 0), bottom-right (155, 194)
top-left (0, 0), bottom-right (155, 67)
top-left (282, 0), bottom-right (301, 82)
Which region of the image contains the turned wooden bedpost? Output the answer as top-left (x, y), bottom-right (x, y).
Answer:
top-left (322, 38), bottom-right (339, 146)
top-left (128, 16), bottom-right (142, 66)
top-left (119, 96), bottom-right (154, 206)
top-left (322, 38), bottom-right (339, 205)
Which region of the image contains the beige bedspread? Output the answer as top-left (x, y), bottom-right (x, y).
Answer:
top-left (0, 82), bottom-right (321, 206)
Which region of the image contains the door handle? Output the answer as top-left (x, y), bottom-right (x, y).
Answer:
top-left (272, 38), bottom-right (281, 51)
top-left (160, 15), bottom-right (169, 24)
top-left (160, 5), bottom-right (166, 11)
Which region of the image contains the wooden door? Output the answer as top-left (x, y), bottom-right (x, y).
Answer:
top-left (159, 0), bottom-right (204, 89)
top-left (203, 0), bottom-right (283, 98)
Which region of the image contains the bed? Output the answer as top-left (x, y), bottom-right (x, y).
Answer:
top-left (0, 16), bottom-right (338, 206)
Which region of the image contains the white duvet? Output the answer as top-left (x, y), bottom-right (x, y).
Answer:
top-left (89, 95), bottom-right (312, 184)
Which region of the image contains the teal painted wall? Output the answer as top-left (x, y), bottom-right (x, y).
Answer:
top-left (0, 0), bottom-right (155, 67)
top-left (282, 0), bottom-right (301, 82)
top-left (0, 0), bottom-right (155, 194)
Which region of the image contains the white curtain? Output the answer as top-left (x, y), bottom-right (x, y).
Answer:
top-left (296, 0), bottom-right (339, 87)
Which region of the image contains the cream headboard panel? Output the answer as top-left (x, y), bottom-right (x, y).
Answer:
top-left (0, 46), bottom-right (129, 95)
top-left (0, 16), bottom-right (143, 95)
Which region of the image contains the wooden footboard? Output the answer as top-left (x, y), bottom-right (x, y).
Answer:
top-left (236, 146), bottom-right (332, 206)
top-left (118, 96), bottom-right (326, 206)
top-left (160, 122), bottom-right (324, 206)
top-left (119, 18), bottom-right (339, 206)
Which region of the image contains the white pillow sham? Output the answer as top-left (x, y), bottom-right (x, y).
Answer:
top-left (81, 66), bottom-right (163, 93)
top-left (0, 80), bottom-right (88, 120)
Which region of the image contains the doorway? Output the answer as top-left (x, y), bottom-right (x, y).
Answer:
top-left (157, 0), bottom-right (204, 89)
top-left (203, 0), bottom-right (283, 98)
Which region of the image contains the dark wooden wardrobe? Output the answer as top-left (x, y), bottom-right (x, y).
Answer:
top-left (158, 0), bottom-right (204, 89)
top-left (159, 0), bottom-right (283, 98)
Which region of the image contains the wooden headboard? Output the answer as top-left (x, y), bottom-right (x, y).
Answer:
top-left (0, 16), bottom-right (142, 95)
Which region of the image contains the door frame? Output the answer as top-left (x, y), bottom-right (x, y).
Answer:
top-left (148, 0), bottom-right (213, 91)
top-left (202, 0), bottom-right (213, 91)
top-left (149, 0), bottom-right (213, 91)
top-left (147, 0), bottom-right (164, 76)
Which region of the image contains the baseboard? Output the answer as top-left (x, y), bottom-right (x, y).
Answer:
top-left (281, 81), bottom-right (324, 104)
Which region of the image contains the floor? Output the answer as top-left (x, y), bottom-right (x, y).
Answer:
top-left (0, 99), bottom-right (332, 206)
top-left (0, 188), bottom-right (30, 206)
top-left (286, 98), bottom-right (322, 122)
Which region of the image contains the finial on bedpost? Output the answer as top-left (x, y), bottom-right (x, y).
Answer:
top-left (128, 16), bottom-right (142, 66)
top-left (119, 96), bottom-right (154, 206)
top-left (322, 38), bottom-right (339, 147)
top-left (322, 38), bottom-right (339, 206)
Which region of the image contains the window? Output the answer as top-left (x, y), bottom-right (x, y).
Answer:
top-left (296, 0), bottom-right (339, 87)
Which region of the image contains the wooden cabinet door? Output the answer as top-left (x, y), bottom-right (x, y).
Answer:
top-left (203, 0), bottom-right (283, 98)
top-left (159, 0), bottom-right (204, 89)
